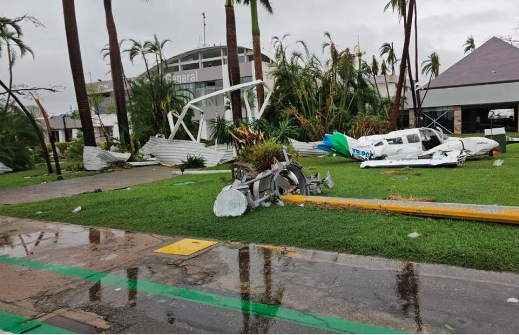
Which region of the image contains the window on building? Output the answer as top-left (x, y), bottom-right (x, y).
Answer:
top-left (202, 49), bottom-right (222, 59)
top-left (238, 55), bottom-right (246, 63)
top-left (241, 76), bottom-right (253, 83)
top-left (104, 126), bottom-right (114, 137)
top-left (52, 131), bottom-right (60, 142)
top-left (261, 54), bottom-right (272, 63)
top-left (182, 63), bottom-right (200, 71)
top-left (203, 59), bottom-right (222, 68)
top-left (181, 53), bottom-right (198, 62)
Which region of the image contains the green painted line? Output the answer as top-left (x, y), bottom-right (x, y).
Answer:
top-left (0, 310), bottom-right (74, 334)
top-left (0, 255), bottom-right (405, 334)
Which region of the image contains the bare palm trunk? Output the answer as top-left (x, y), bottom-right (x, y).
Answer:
top-left (4, 44), bottom-right (13, 114)
top-left (32, 95), bottom-right (62, 178)
top-left (414, 2), bottom-right (423, 119)
top-left (250, 0), bottom-right (265, 113)
top-left (225, 2), bottom-right (242, 122)
top-left (0, 79), bottom-right (53, 173)
top-left (390, 0), bottom-right (414, 131)
top-left (103, 0), bottom-right (130, 148)
top-left (62, 0), bottom-right (96, 147)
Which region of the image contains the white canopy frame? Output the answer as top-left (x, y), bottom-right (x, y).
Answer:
top-left (167, 80), bottom-right (272, 142)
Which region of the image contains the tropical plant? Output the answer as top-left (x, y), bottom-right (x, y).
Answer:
top-left (236, 0), bottom-right (273, 111)
top-left (0, 16), bottom-right (53, 173)
top-left (128, 74), bottom-right (191, 146)
top-left (62, 0), bottom-right (96, 147)
top-left (421, 52), bottom-right (440, 78)
top-left (0, 103), bottom-right (38, 171)
top-left (146, 34), bottom-right (171, 73)
top-left (419, 52), bottom-right (440, 108)
top-left (379, 42), bottom-right (397, 75)
top-left (103, 0), bottom-right (130, 148)
top-left (224, 0), bottom-right (242, 121)
top-left (380, 59), bottom-right (391, 99)
top-left (242, 139), bottom-right (293, 171)
top-left (179, 154), bottom-right (206, 169)
top-left (0, 16), bottom-right (34, 112)
top-left (265, 35), bottom-right (386, 141)
top-left (464, 35), bottom-right (475, 54)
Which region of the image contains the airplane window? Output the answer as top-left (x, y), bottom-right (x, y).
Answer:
top-left (407, 134), bottom-right (420, 143)
top-left (374, 141), bottom-right (384, 147)
top-left (387, 137), bottom-right (403, 145)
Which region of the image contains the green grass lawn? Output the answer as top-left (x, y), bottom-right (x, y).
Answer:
top-left (1, 142), bottom-right (519, 272)
top-left (0, 162), bottom-right (100, 190)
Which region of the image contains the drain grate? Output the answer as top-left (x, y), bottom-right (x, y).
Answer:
top-left (44, 316), bottom-right (97, 334)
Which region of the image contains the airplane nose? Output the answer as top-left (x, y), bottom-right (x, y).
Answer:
top-left (489, 139), bottom-right (499, 149)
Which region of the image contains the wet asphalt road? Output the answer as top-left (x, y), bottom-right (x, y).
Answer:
top-left (1, 216), bottom-right (519, 333)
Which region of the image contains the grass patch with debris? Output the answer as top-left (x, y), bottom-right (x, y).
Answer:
top-left (1, 140), bottom-right (519, 272)
top-left (0, 162), bottom-right (100, 190)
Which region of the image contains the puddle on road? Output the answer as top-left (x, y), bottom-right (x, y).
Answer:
top-left (0, 226), bottom-right (127, 257)
top-left (0, 224), bottom-right (426, 332)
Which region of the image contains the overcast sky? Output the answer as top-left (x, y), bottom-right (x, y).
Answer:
top-left (2, 0), bottom-right (518, 114)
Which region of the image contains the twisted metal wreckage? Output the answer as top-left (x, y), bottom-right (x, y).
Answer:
top-left (214, 147), bottom-right (334, 217)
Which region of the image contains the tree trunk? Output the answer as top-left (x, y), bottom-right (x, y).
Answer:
top-left (406, 54), bottom-right (417, 113)
top-left (225, 2), bottom-right (242, 122)
top-left (390, 0), bottom-right (415, 131)
top-left (414, 3), bottom-right (423, 118)
top-left (32, 95), bottom-right (62, 178)
top-left (250, 0), bottom-right (265, 114)
top-left (0, 79), bottom-right (53, 174)
top-left (4, 44), bottom-right (13, 114)
top-left (103, 0), bottom-right (130, 148)
top-left (62, 0), bottom-right (96, 147)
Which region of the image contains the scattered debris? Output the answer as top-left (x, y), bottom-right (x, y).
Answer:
top-left (507, 298), bottom-right (518, 303)
top-left (24, 176), bottom-right (31, 179)
top-left (214, 147), bottom-right (333, 217)
top-left (125, 187), bottom-right (131, 191)
top-left (93, 189), bottom-right (102, 193)
top-left (173, 181), bottom-right (196, 186)
top-left (299, 204), bottom-right (305, 207)
top-left (388, 195), bottom-right (436, 202)
top-left (115, 288), bottom-right (122, 291)
top-left (445, 324), bottom-right (455, 331)
top-left (83, 146), bottom-right (131, 171)
top-left (72, 206), bottom-right (82, 213)
top-left (0, 161), bottom-right (12, 174)
top-left (493, 159), bottom-right (504, 167)
top-left (36, 211), bottom-right (43, 214)
top-left (407, 232), bottom-right (420, 238)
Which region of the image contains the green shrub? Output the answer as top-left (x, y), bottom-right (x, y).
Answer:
top-left (66, 161), bottom-right (84, 172)
top-left (54, 142), bottom-right (71, 158)
top-left (180, 155), bottom-right (206, 169)
top-left (66, 132), bottom-right (84, 161)
top-left (243, 140), bottom-right (296, 171)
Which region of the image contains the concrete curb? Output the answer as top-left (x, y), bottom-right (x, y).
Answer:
top-left (282, 195), bottom-right (519, 224)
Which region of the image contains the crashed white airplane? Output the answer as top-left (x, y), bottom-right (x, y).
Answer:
top-left (318, 127), bottom-right (499, 168)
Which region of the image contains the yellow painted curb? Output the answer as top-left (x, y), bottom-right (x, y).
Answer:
top-left (282, 195), bottom-right (519, 224)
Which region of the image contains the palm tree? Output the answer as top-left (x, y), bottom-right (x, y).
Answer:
top-left (380, 59), bottom-right (391, 99)
top-left (0, 17), bottom-right (52, 173)
top-left (125, 39), bottom-right (152, 80)
top-left (236, 0), bottom-right (273, 111)
top-left (370, 55), bottom-right (382, 98)
top-left (103, 0), bottom-right (130, 148)
top-left (225, 0), bottom-right (242, 122)
top-left (418, 52), bottom-right (440, 116)
top-left (0, 18), bottom-right (34, 113)
top-left (390, 0), bottom-right (415, 130)
top-left (463, 35), bottom-right (475, 54)
top-left (62, 0), bottom-right (96, 147)
top-left (146, 34), bottom-right (171, 73)
top-left (379, 42), bottom-right (397, 75)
